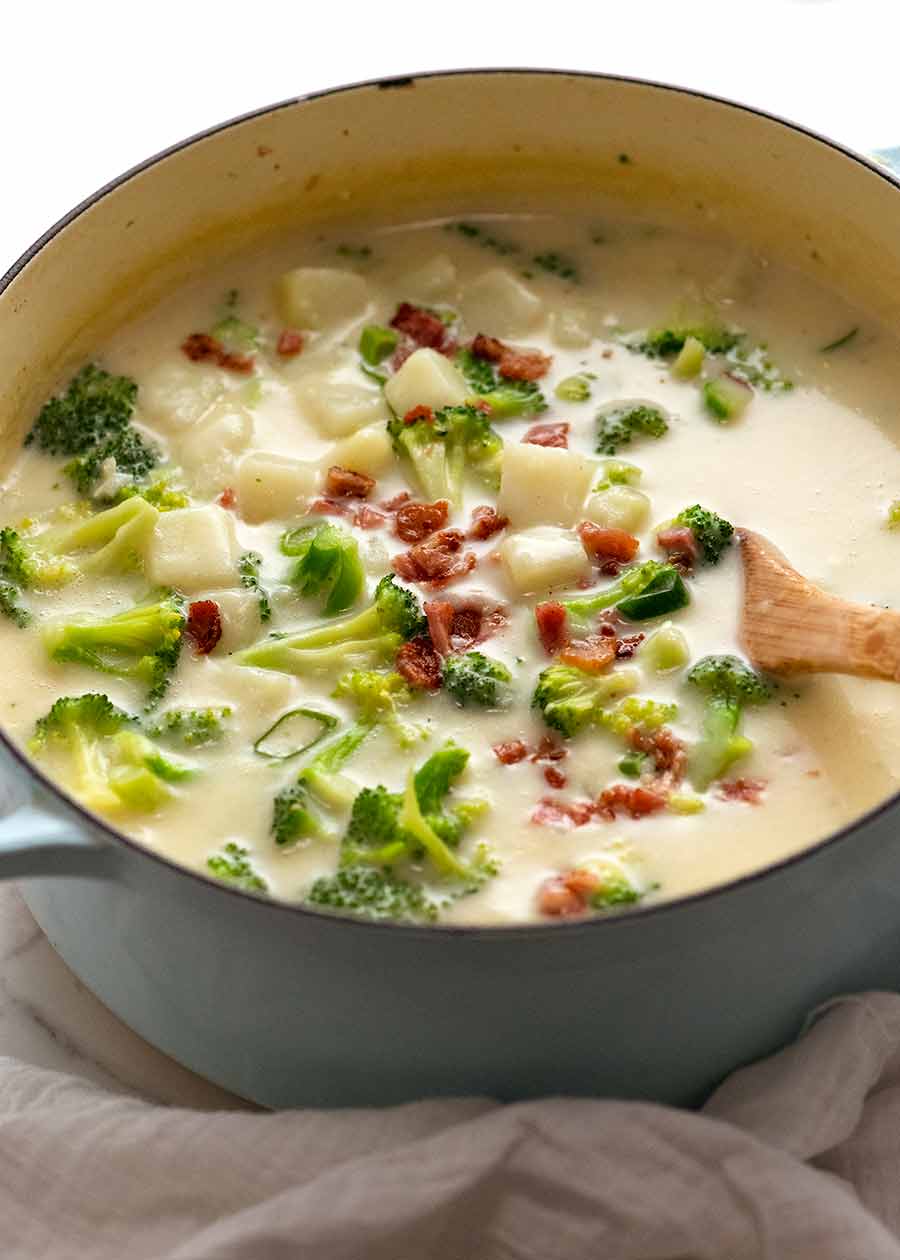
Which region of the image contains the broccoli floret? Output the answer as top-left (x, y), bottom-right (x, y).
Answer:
top-left (596, 402), bottom-right (669, 456)
top-left (272, 720), bottom-right (375, 847)
top-left (686, 654), bottom-right (772, 790)
top-left (532, 663), bottom-right (640, 739)
top-left (114, 476), bottom-right (190, 512)
top-left (673, 504), bottom-right (735, 565)
top-left (207, 842), bottom-right (268, 894)
top-left (280, 522), bottom-right (363, 616)
top-left (332, 669), bottom-right (427, 748)
top-left (29, 692), bottom-right (195, 814)
top-left (144, 706), bottom-right (232, 748)
top-left (388, 403), bottom-right (503, 506)
top-left (238, 574), bottom-right (424, 677)
top-left (26, 364), bottom-right (137, 456)
top-left (42, 593), bottom-right (185, 708)
top-left (238, 551), bottom-right (271, 623)
top-left (455, 347), bottom-right (548, 418)
top-left (443, 652), bottom-right (513, 709)
top-left (562, 560), bottom-right (689, 624)
top-left (305, 865), bottom-right (438, 923)
top-left (599, 695), bottom-right (679, 739)
top-left (631, 323), bottom-right (742, 357)
top-left (64, 427), bottom-right (160, 498)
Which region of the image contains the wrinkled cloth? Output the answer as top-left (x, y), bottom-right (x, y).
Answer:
top-left (5, 995), bottom-right (900, 1258)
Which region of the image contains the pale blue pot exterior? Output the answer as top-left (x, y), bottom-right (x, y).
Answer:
top-left (2, 72), bottom-right (900, 1108)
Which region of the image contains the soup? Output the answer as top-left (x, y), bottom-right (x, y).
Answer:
top-left (2, 209), bottom-right (899, 924)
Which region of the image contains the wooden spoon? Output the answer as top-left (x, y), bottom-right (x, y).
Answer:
top-left (737, 528), bottom-right (900, 680)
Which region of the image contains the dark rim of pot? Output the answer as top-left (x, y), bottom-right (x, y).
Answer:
top-left (2, 67), bottom-right (899, 939)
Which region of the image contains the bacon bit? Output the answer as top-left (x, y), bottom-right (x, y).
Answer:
top-left (492, 740), bottom-right (530, 765)
top-left (532, 798), bottom-right (596, 829)
top-left (394, 499), bottom-right (449, 544)
top-left (499, 348), bottom-right (552, 381)
top-left (534, 601), bottom-right (569, 654)
top-left (276, 329), bottom-right (304, 358)
top-left (390, 342), bottom-right (415, 372)
top-left (615, 633), bottom-right (645, 660)
top-left (309, 497), bottom-right (354, 518)
top-left (531, 735), bottom-right (568, 763)
top-left (717, 778), bottom-right (767, 805)
top-left (657, 525), bottom-right (699, 574)
top-left (424, 600), bottom-right (455, 656)
top-left (185, 600), bottom-right (222, 655)
top-left (471, 333), bottom-right (505, 362)
top-left (559, 635), bottom-right (617, 675)
top-left (354, 505), bottom-right (388, 530)
top-left (595, 784), bottom-right (667, 822)
top-left (523, 421), bottom-right (569, 449)
top-left (181, 332), bottom-right (255, 375)
top-left (449, 606), bottom-right (482, 649)
top-left (469, 505), bottom-right (509, 540)
top-left (627, 727), bottom-right (687, 785)
top-left (478, 606), bottom-right (510, 642)
top-left (392, 529), bottom-right (477, 588)
top-left (390, 303), bottom-right (454, 353)
top-left (537, 876), bottom-right (587, 918)
top-left (565, 868), bottom-right (603, 899)
top-left (544, 765), bottom-right (567, 789)
top-left (217, 487), bottom-right (237, 510)
top-left (325, 465), bottom-right (375, 499)
top-left (395, 635), bottom-right (443, 690)
top-left (579, 522), bottom-right (640, 565)
top-left (257, 144), bottom-right (273, 157)
top-left (403, 404), bottom-right (434, 426)
top-left (380, 491), bottom-right (412, 513)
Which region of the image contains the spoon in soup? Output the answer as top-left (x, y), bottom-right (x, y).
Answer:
top-left (737, 528), bottom-right (900, 681)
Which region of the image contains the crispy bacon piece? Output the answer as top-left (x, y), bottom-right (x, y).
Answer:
top-left (471, 333), bottom-right (552, 381)
top-left (390, 303), bottom-right (453, 352)
top-left (522, 421), bottom-right (569, 449)
top-left (380, 491), bottom-right (412, 513)
top-left (615, 633), bottom-right (645, 660)
top-left (531, 735), bottom-right (568, 763)
top-left (579, 522), bottom-right (640, 565)
top-left (394, 499), bottom-right (449, 543)
top-left (390, 342), bottom-right (415, 372)
top-left (185, 600), bottom-right (222, 655)
top-left (544, 765), bottom-right (567, 789)
top-left (471, 333), bottom-right (505, 362)
top-left (181, 332), bottom-right (255, 375)
top-left (717, 778), bottom-right (767, 805)
top-left (424, 596), bottom-right (507, 654)
top-left (531, 798), bottom-right (596, 829)
top-left (395, 635), bottom-right (443, 690)
top-left (559, 635), bottom-right (616, 675)
top-left (537, 876), bottom-right (587, 918)
top-left (354, 505), bottom-right (388, 530)
top-left (492, 739), bottom-right (530, 765)
top-left (424, 600), bottom-right (455, 656)
top-left (309, 497), bottom-right (353, 518)
top-left (403, 404), bottom-right (434, 426)
top-left (534, 601), bottom-right (569, 654)
top-left (325, 466), bottom-right (375, 499)
top-left (276, 329), bottom-right (304, 357)
top-left (469, 505), bottom-right (509, 540)
top-left (217, 487), bottom-right (236, 510)
top-left (392, 529), bottom-right (477, 588)
top-left (657, 525), bottom-right (699, 573)
top-left (595, 784), bottom-right (667, 822)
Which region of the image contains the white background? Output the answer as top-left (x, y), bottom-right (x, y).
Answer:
top-left (1, 0), bottom-right (896, 271)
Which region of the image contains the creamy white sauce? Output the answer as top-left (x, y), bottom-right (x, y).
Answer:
top-left (2, 210), bottom-right (900, 924)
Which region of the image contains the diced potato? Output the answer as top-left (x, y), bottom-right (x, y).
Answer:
top-left (278, 267), bottom-right (370, 330)
top-left (550, 307), bottom-right (593, 349)
top-left (211, 589), bottom-right (263, 655)
top-left (145, 507), bottom-right (239, 593)
top-left (324, 424), bottom-right (393, 478)
top-left (460, 268), bottom-right (543, 337)
top-left (138, 359), bottom-right (223, 433)
top-left (383, 348), bottom-right (469, 416)
top-left (500, 527), bottom-right (591, 594)
top-left (178, 399), bottom-right (254, 494)
top-left (237, 452), bottom-right (319, 524)
top-left (583, 486), bottom-right (651, 533)
top-left (295, 378), bottom-right (388, 438)
top-left (400, 254), bottom-right (457, 301)
top-left (497, 443), bottom-right (596, 529)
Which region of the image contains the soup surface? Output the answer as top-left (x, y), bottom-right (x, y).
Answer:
top-left (3, 210), bottom-right (900, 925)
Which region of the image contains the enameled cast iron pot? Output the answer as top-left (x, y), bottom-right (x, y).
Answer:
top-left (2, 70), bottom-right (900, 1109)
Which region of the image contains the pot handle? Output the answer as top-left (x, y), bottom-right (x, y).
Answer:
top-left (0, 801), bottom-right (117, 880)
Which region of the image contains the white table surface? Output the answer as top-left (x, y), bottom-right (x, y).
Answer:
top-left (0, 0), bottom-right (894, 1106)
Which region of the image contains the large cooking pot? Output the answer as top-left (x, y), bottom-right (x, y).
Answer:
top-left (2, 70), bottom-right (900, 1109)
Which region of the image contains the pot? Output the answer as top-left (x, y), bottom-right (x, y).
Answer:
top-left (2, 70), bottom-right (900, 1109)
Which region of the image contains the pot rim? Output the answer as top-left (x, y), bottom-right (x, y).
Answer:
top-left (3, 66), bottom-right (898, 939)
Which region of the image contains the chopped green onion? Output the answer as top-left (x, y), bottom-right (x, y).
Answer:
top-left (671, 335), bottom-right (705, 380)
top-left (618, 750), bottom-right (646, 778)
top-left (253, 708), bottom-right (339, 760)
top-left (617, 569), bottom-right (690, 621)
top-left (820, 327), bottom-right (859, 353)
top-left (555, 374), bottom-right (593, 402)
top-left (359, 325), bottom-right (399, 365)
top-left (702, 375), bottom-right (752, 422)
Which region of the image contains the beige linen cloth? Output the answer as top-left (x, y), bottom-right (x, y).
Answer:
top-left (5, 993), bottom-right (900, 1258)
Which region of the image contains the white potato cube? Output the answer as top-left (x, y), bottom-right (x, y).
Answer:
top-left (208, 589), bottom-right (263, 655)
top-left (400, 254), bottom-right (457, 301)
top-left (237, 452), bottom-right (319, 524)
top-left (295, 378), bottom-right (388, 438)
top-left (583, 486), bottom-right (651, 533)
top-left (137, 359), bottom-right (225, 434)
top-left (278, 267), bottom-right (369, 330)
top-left (325, 424), bottom-right (393, 478)
top-left (178, 399), bottom-right (254, 494)
top-left (145, 507), bottom-right (239, 593)
top-left (550, 307), bottom-right (593, 349)
top-left (460, 268), bottom-right (543, 337)
top-left (497, 443), bottom-right (596, 529)
top-left (383, 348), bottom-right (469, 416)
top-left (500, 527), bottom-right (591, 595)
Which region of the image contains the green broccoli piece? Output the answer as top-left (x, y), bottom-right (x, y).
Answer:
top-left (238, 574), bottom-right (424, 677)
top-left (114, 475), bottom-right (190, 512)
top-left (443, 651), bottom-right (513, 709)
top-left (238, 550), bottom-right (272, 623)
top-left (532, 663), bottom-right (640, 738)
top-left (64, 427), bottom-right (160, 497)
top-left (26, 364), bottom-right (137, 457)
top-left (562, 560), bottom-right (690, 624)
top-left (144, 706), bottom-right (232, 748)
top-left (388, 403), bottom-right (503, 506)
top-left (455, 347), bottom-right (548, 418)
top-left (359, 324), bottom-right (400, 365)
top-left (596, 402), bottom-right (669, 456)
top-left (280, 522), bottom-right (363, 616)
top-left (207, 842), bottom-right (268, 893)
top-left (332, 669), bottom-right (427, 748)
top-left (29, 692), bottom-right (195, 814)
top-left (555, 373), bottom-right (593, 403)
top-left (631, 323), bottom-right (742, 357)
top-left (673, 505), bottom-right (735, 565)
top-left (272, 720), bottom-right (375, 848)
top-left (305, 865), bottom-right (438, 923)
top-left (722, 341), bottom-right (793, 393)
top-left (42, 593), bottom-right (185, 708)
top-left (599, 695), bottom-right (679, 739)
top-left (686, 654), bottom-right (772, 790)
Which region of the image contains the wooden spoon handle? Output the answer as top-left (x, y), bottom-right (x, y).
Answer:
top-left (738, 529), bottom-right (900, 681)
